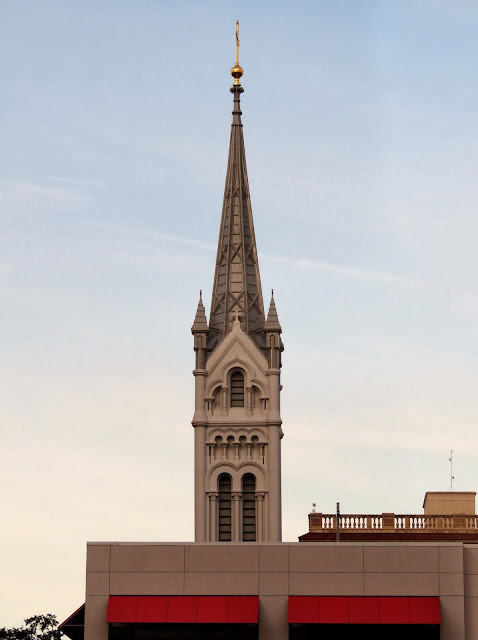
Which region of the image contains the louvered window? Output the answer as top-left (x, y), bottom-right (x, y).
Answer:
top-left (242, 473), bottom-right (256, 541)
top-left (218, 474), bottom-right (232, 541)
top-left (230, 371), bottom-right (244, 407)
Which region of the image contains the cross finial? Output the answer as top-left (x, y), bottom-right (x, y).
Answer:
top-left (231, 20), bottom-right (244, 86)
top-left (235, 20), bottom-right (240, 66)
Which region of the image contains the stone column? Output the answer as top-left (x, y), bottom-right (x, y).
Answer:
top-left (246, 386), bottom-right (252, 416)
top-left (266, 365), bottom-right (282, 542)
top-left (232, 492), bottom-right (241, 542)
top-left (221, 386), bottom-right (228, 416)
top-left (208, 493), bottom-right (218, 542)
top-left (192, 369), bottom-right (207, 423)
top-left (267, 422), bottom-right (282, 542)
top-left (194, 424), bottom-right (207, 541)
top-left (256, 492), bottom-right (265, 542)
top-left (192, 356), bottom-right (207, 543)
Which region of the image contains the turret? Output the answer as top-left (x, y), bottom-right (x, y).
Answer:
top-left (264, 290), bottom-right (283, 370)
top-left (191, 291), bottom-right (209, 370)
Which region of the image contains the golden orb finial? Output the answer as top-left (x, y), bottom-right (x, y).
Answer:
top-left (231, 20), bottom-right (243, 85)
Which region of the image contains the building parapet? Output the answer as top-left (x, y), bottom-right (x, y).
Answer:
top-left (307, 512), bottom-right (478, 534)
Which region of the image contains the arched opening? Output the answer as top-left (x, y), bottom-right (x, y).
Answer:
top-left (218, 473), bottom-right (232, 541)
top-left (242, 473), bottom-right (256, 541)
top-left (230, 370), bottom-right (244, 407)
top-left (211, 386), bottom-right (221, 414)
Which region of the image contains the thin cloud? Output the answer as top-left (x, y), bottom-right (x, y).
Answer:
top-left (151, 231), bottom-right (216, 252)
top-left (49, 175), bottom-right (110, 189)
top-left (90, 221), bottom-right (217, 252)
top-left (93, 222), bottom-right (409, 285)
top-left (264, 254), bottom-right (410, 284)
top-left (1, 180), bottom-right (88, 211)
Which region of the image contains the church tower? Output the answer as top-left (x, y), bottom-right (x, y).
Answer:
top-left (192, 25), bottom-right (284, 543)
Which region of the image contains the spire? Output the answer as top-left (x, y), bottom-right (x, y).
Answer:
top-left (264, 290), bottom-right (282, 332)
top-left (191, 290), bottom-right (209, 332)
top-left (208, 23), bottom-right (265, 351)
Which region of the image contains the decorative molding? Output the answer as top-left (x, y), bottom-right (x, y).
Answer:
top-left (206, 426), bottom-right (268, 441)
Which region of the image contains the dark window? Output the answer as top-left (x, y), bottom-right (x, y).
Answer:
top-left (242, 473), bottom-right (256, 541)
top-left (218, 474), bottom-right (232, 541)
top-left (109, 623), bottom-right (258, 639)
top-left (289, 624), bottom-right (439, 640)
top-left (230, 371), bottom-right (244, 407)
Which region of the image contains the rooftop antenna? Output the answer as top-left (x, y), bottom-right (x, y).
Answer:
top-left (448, 450), bottom-right (454, 491)
top-left (336, 502), bottom-right (340, 542)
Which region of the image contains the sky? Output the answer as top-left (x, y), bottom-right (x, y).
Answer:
top-left (1, 0), bottom-right (477, 628)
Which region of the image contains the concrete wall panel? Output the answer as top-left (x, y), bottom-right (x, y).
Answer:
top-left (86, 544), bottom-right (110, 572)
top-left (184, 571), bottom-right (258, 594)
top-left (440, 572), bottom-right (464, 596)
top-left (364, 545), bottom-right (438, 573)
top-left (439, 545), bottom-right (464, 573)
top-left (289, 545), bottom-right (363, 573)
top-left (259, 572), bottom-right (288, 595)
top-left (464, 575), bottom-right (478, 597)
top-left (110, 571), bottom-right (184, 595)
top-left (259, 545), bottom-right (288, 572)
top-left (464, 547), bottom-right (478, 575)
top-left (465, 597), bottom-right (478, 640)
top-left (85, 572), bottom-right (109, 596)
top-left (364, 572), bottom-right (439, 595)
top-left (289, 572), bottom-right (363, 595)
top-left (440, 595), bottom-right (465, 640)
top-left (185, 544), bottom-right (259, 572)
top-left (84, 595), bottom-right (108, 640)
top-left (110, 544), bottom-right (185, 572)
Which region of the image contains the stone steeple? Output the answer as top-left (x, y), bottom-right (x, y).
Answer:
top-left (207, 61), bottom-right (265, 353)
top-left (192, 24), bottom-right (284, 544)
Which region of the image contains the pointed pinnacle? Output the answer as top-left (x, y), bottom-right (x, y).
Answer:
top-left (191, 291), bottom-right (209, 333)
top-left (264, 290), bottom-right (281, 331)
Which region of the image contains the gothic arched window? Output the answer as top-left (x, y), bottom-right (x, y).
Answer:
top-left (218, 473), bottom-right (232, 541)
top-left (230, 370), bottom-right (244, 407)
top-left (242, 473), bottom-right (256, 541)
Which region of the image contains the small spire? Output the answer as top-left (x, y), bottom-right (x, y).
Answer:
top-left (264, 290), bottom-right (281, 331)
top-left (231, 20), bottom-right (244, 86)
top-left (191, 290), bottom-right (209, 333)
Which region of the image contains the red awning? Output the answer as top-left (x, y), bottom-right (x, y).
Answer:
top-left (288, 596), bottom-right (441, 625)
top-left (106, 595), bottom-right (258, 624)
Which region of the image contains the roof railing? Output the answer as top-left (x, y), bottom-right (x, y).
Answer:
top-left (308, 513), bottom-right (478, 533)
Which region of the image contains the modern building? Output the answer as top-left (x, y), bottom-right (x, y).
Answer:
top-left (60, 36), bottom-right (478, 640)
